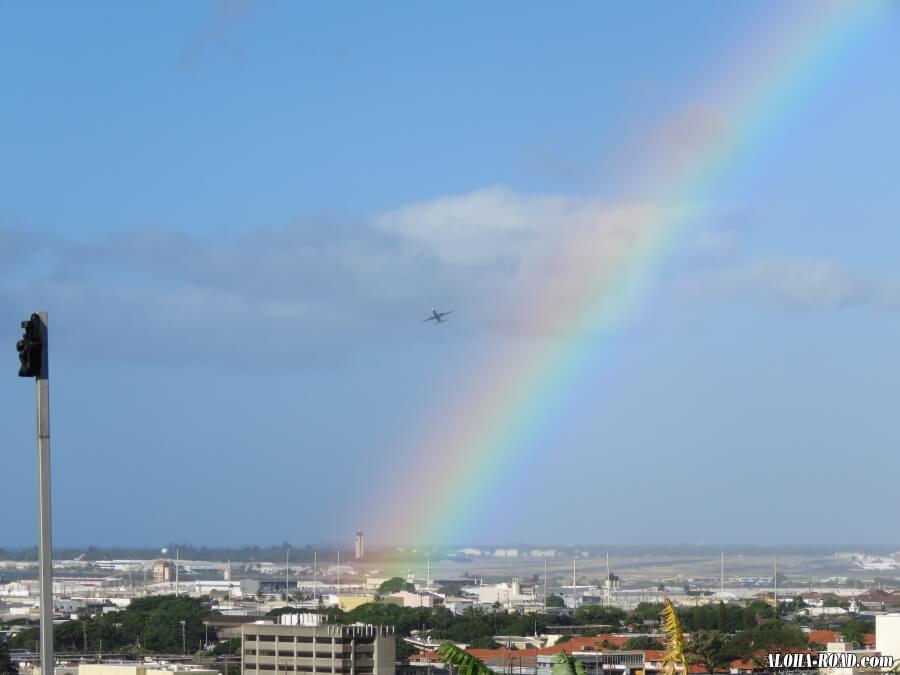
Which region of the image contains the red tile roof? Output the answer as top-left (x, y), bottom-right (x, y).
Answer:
top-left (415, 635), bottom-right (645, 665)
top-left (807, 630), bottom-right (839, 644)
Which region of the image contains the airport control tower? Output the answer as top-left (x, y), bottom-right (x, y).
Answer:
top-left (355, 530), bottom-right (365, 560)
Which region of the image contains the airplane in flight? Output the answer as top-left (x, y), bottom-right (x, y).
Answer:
top-left (424, 307), bottom-right (453, 324)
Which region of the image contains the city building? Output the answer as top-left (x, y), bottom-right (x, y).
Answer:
top-left (467, 578), bottom-right (535, 605)
top-left (35, 665), bottom-right (217, 675)
top-left (536, 651), bottom-right (646, 675)
top-left (80, 666), bottom-right (217, 675)
top-left (153, 560), bottom-right (175, 584)
top-left (876, 614), bottom-right (900, 666)
top-left (321, 593), bottom-right (397, 612)
top-left (190, 579), bottom-right (256, 599)
top-left (355, 531), bottom-right (365, 560)
top-left (242, 619), bottom-right (395, 675)
top-left (818, 640), bottom-right (885, 675)
top-left (389, 591), bottom-right (444, 608)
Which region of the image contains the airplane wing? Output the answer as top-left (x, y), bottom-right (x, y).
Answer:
top-left (424, 316), bottom-right (438, 322)
top-left (439, 311), bottom-right (453, 318)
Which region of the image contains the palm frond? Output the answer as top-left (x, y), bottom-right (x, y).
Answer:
top-left (437, 642), bottom-right (495, 675)
top-left (551, 651), bottom-right (587, 675)
top-left (660, 597), bottom-right (688, 675)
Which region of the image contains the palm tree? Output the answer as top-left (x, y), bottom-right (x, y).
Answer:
top-left (551, 651), bottom-right (587, 675)
top-left (660, 597), bottom-right (688, 675)
top-left (436, 643), bottom-right (493, 675)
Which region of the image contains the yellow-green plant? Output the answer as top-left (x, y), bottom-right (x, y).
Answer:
top-left (436, 642), bottom-right (494, 675)
top-left (661, 597), bottom-right (688, 675)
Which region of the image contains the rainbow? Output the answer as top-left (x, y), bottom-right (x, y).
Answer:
top-left (374, 1), bottom-right (886, 546)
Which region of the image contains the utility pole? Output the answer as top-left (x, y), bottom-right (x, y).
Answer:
top-left (17, 312), bottom-right (53, 675)
top-left (774, 557), bottom-right (778, 608)
top-left (286, 548), bottom-right (290, 600)
top-left (720, 552), bottom-right (724, 594)
top-left (543, 558), bottom-right (547, 610)
top-left (606, 552), bottom-right (611, 604)
top-left (572, 558), bottom-right (576, 609)
top-left (175, 547), bottom-right (180, 596)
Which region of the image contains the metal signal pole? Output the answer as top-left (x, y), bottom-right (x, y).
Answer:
top-left (18, 312), bottom-right (54, 675)
top-left (36, 313), bottom-right (54, 675)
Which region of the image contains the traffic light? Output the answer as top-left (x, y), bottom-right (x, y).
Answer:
top-left (17, 313), bottom-right (44, 378)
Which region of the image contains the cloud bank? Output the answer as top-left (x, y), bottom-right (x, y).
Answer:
top-left (2, 186), bottom-right (893, 368)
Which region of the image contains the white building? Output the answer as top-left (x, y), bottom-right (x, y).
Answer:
top-left (493, 549), bottom-right (520, 558)
top-left (390, 591), bottom-right (444, 608)
top-left (468, 579), bottom-right (534, 605)
top-left (876, 614), bottom-right (900, 667)
top-left (191, 579), bottom-right (255, 598)
top-left (818, 641), bottom-right (886, 675)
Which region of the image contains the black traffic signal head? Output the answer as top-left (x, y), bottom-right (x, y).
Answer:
top-left (17, 313), bottom-right (43, 378)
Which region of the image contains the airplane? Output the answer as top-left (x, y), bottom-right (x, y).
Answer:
top-left (424, 308), bottom-right (453, 323)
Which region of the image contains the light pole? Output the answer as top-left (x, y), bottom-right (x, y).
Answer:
top-left (180, 620), bottom-right (186, 655)
top-left (204, 621), bottom-right (209, 651)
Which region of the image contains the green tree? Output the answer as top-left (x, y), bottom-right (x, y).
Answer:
top-left (742, 607), bottom-right (757, 630)
top-left (634, 603), bottom-right (664, 621)
top-left (840, 619), bottom-right (874, 647)
top-left (624, 636), bottom-right (664, 650)
top-left (396, 638), bottom-right (418, 661)
top-left (439, 582), bottom-right (466, 597)
top-left (551, 651), bottom-right (587, 675)
top-left (727, 621), bottom-right (807, 660)
top-left (0, 641), bottom-right (18, 675)
top-left (687, 630), bottom-right (734, 674)
top-left (10, 595), bottom-right (212, 654)
top-left (545, 595), bottom-right (566, 608)
top-left (213, 639), bottom-right (241, 656)
top-left (716, 603), bottom-right (728, 631)
top-left (572, 606), bottom-right (626, 627)
top-left (379, 577), bottom-right (414, 594)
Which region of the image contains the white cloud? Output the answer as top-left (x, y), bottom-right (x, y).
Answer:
top-left (739, 258), bottom-right (865, 307)
top-left (374, 185), bottom-right (583, 266)
top-left (3, 186), bottom-right (686, 364)
top-left (374, 185), bottom-right (677, 279)
top-left (685, 256), bottom-right (900, 311)
top-left (8, 184), bottom-right (891, 368)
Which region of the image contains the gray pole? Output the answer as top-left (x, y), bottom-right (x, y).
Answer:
top-left (35, 312), bottom-right (54, 675)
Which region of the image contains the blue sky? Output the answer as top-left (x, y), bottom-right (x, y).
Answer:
top-left (2, 1), bottom-right (899, 548)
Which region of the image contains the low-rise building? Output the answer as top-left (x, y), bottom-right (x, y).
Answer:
top-left (389, 591), bottom-right (443, 609)
top-left (153, 560), bottom-right (175, 584)
top-left (876, 614), bottom-right (900, 667)
top-left (241, 621), bottom-right (395, 675)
